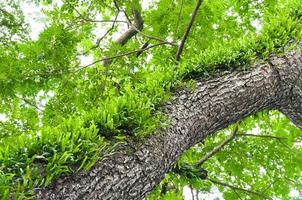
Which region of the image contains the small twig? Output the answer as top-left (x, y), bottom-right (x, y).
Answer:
top-left (195, 190), bottom-right (200, 200)
top-left (79, 11), bottom-right (121, 55)
top-left (237, 133), bottom-right (287, 140)
top-left (77, 42), bottom-right (170, 71)
top-left (176, 0), bottom-right (203, 61)
top-left (102, 7), bottom-right (143, 66)
top-left (131, 25), bottom-right (177, 46)
top-left (238, 133), bottom-right (298, 149)
top-left (136, 41), bottom-right (150, 57)
top-left (18, 96), bottom-right (42, 111)
top-left (207, 177), bottom-right (272, 200)
top-left (195, 122), bottom-right (240, 166)
top-left (113, 0), bottom-right (132, 27)
top-left (29, 42), bottom-right (170, 76)
top-left (175, 0), bottom-right (184, 36)
top-left (67, 1), bottom-right (126, 25)
top-left (78, 18), bottom-right (127, 24)
top-left (232, 189), bottom-right (243, 200)
top-left (190, 185), bottom-right (195, 200)
top-left (261, 179), bottom-right (279, 194)
top-left (113, 0), bottom-right (120, 11)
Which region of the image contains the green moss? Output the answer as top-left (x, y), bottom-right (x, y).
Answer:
top-left (1, 0), bottom-right (302, 198)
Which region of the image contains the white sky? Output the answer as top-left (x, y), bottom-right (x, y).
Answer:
top-left (21, 1), bottom-right (46, 40)
top-left (0, 113), bottom-right (8, 122)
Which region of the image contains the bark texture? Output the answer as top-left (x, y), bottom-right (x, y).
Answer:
top-left (36, 43), bottom-right (302, 199)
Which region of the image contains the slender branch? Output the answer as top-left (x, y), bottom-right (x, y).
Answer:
top-left (136, 41), bottom-right (150, 57)
top-left (17, 96), bottom-right (42, 111)
top-left (176, 0), bottom-right (203, 61)
top-left (261, 179), bottom-right (279, 194)
top-left (77, 42), bottom-right (170, 71)
top-left (207, 178), bottom-right (272, 200)
top-left (29, 41), bottom-right (170, 77)
top-left (195, 190), bottom-right (199, 200)
top-left (74, 9), bottom-right (126, 23)
top-left (79, 18), bottom-right (127, 24)
top-left (195, 123), bottom-right (240, 166)
top-left (113, 0), bottom-right (120, 11)
top-left (103, 7), bottom-right (143, 66)
top-left (175, 0), bottom-right (184, 36)
top-left (232, 189), bottom-right (243, 200)
top-left (113, 0), bottom-right (132, 26)
top-left (237, 133), bottom-right (287, 140)
top-left (79, 11), bottom-right (120, 55)
top-left (69, 1), bottom-right (125, 24)
top-left (131, 25), bottom-right (177, 46)
top-left (190, 185), bottom-right (195, 200)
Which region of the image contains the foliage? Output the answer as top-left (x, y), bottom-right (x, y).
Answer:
top-left (155, 112), bottom-right (302, 200)
top-left (0, 0), bottom-right (302, 199)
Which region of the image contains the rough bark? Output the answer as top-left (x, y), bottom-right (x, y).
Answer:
top-left (36, 43), bottom-right (302, 199)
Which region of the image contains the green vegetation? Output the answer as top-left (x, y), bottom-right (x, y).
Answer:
top-left (0, 0), bottom-right (302, 199)
top-left (149, 112), bottom-right (302, 199)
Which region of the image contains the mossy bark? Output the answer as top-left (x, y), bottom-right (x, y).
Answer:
top-left (36, 43), bottom-right (302, 200)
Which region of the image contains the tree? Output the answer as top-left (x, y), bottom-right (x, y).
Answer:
top-left (0, 0), bottom-right (302, 199)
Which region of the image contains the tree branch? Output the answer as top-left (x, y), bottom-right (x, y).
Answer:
top-left (19, 96), bottom-right (42, 111)
top-left (77, 42), bottom-right (170, 70)
top-left (115, 9), bottom-right (143, 46)
top-left (237, 133), bottom-right (287, 140)
top-left (175, 0), bottom-right (185, 36)
top-left (79, 11), bottom-right (121, 56)
top-left (232, 189), bottom-right (243, 200)
top-left (113, 0), bottom-right (132, 27)
top-left (36, 43), bottom-right (302, 199)
top-left (279, 86), bottom-right (302, 129)
top-left (175, 0), bottom-right (203, 61)
top-left (130, 25), bottom-right (177, 46)
top-left (102, 8), bottom-right (144, 66)
top-left (195, 123), bottom-right (240, 166)
top-left (207, 177), bottom-right (272, 200)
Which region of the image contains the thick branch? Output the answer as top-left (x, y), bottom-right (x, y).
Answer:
top-left (269, 48), bottom-right (302, 128)
top-left (279, 86), bottom-right (302, 128)
top-left (36, 43), bottom-right (302, 199)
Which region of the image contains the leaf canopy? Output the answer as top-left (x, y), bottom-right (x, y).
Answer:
top-left (0, 0), bottom-right (302, 199)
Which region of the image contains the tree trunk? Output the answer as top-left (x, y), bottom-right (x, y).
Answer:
top-left (36, 43), bottom-right (302, 199)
